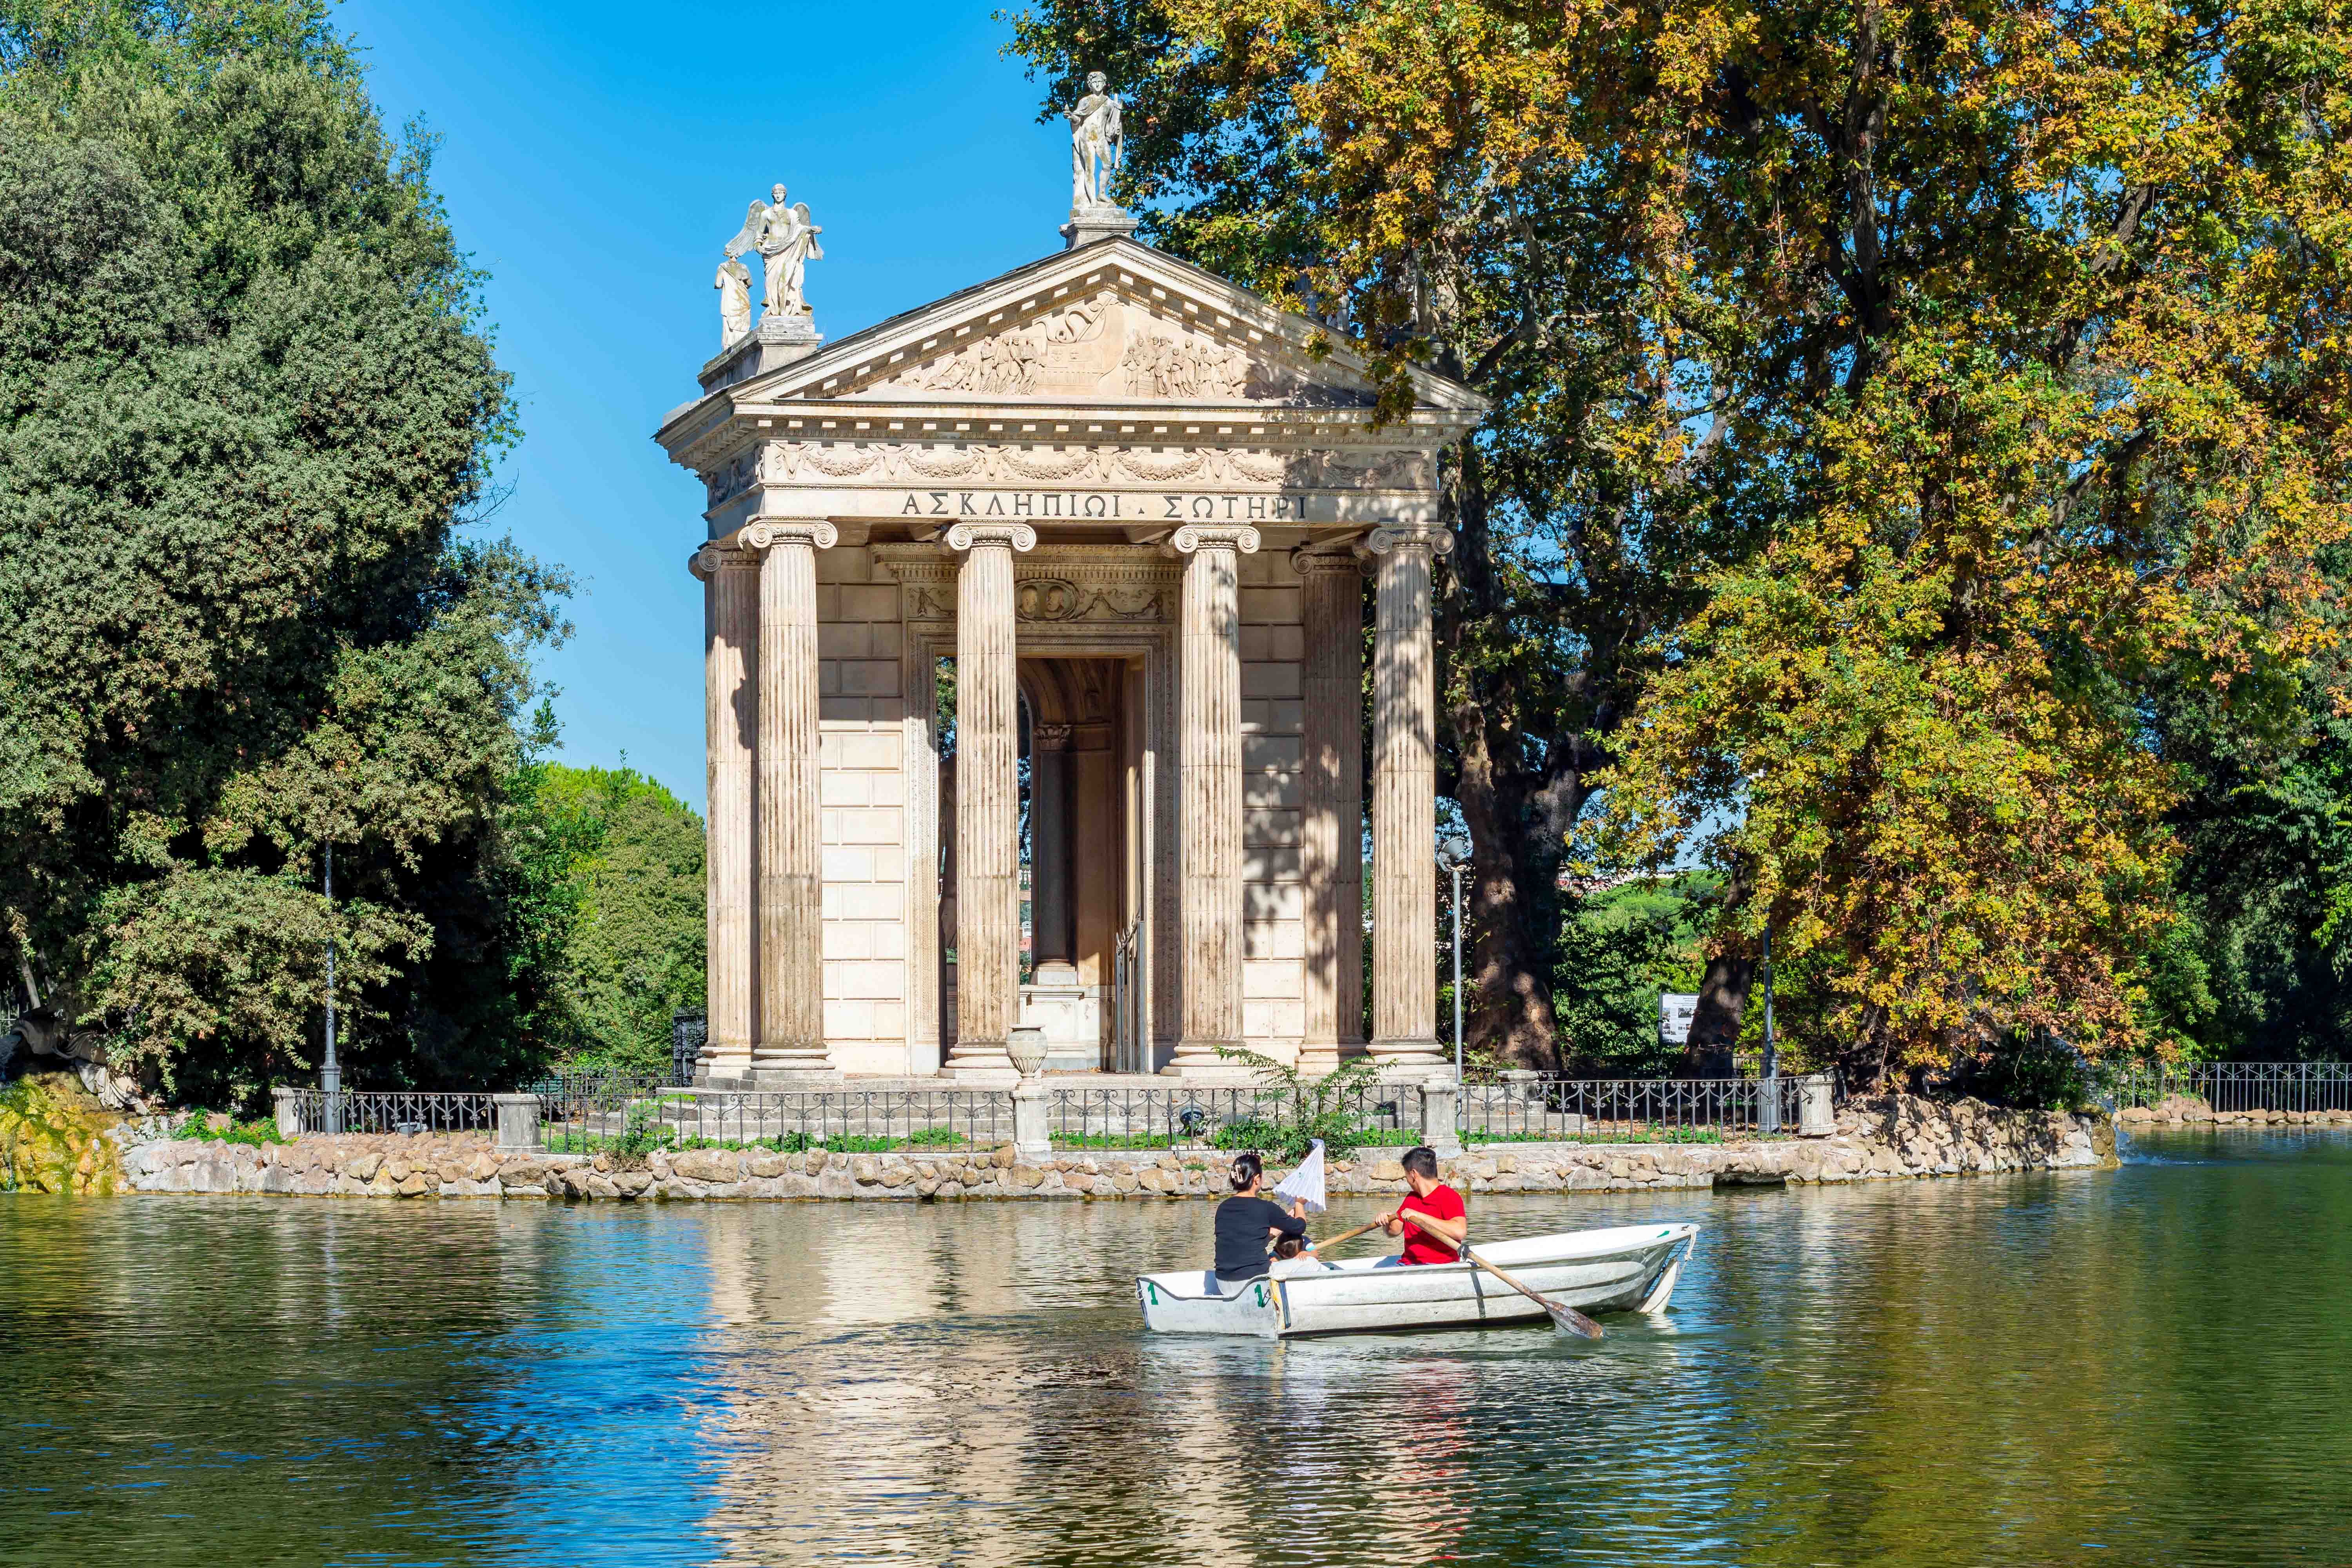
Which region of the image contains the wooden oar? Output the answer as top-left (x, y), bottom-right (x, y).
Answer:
top-left (1390, 1210), bottom-right (1605, 1339)
top-left (1461, 1246), bottom-right (1604, 1340)
top-left (1304, 1218), bottom-right (1388, 1253)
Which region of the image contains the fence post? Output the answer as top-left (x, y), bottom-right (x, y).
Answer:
top-left (1796, 1075), bottom-right (1835, 1137)
top-left (1011, 1083), bottom-right (1052, 1163)
top-left (272, 1086), bottom-right (302, 1140)
top-left (494, 1092), bottom-right (542, 1152)
top-left (1420, 1080), bottom-right (1462, 1157)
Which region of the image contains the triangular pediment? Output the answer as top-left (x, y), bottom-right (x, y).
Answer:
top-left (679, 238), bottom-right (1485, 421)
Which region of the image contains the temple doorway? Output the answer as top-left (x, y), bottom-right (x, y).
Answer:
top-left (940, 653), bottom-right (1149, 1072)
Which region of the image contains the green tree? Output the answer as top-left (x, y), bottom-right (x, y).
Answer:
top-left (1012, 0), bottom-right (2351, 1085)
top-left (519, 763), bottom-right (707, 1078)
top-left (0, 2), bottom-right (569, 1107)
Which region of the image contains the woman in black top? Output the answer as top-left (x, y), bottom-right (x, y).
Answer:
top-left (1213, 1151), bottom-right (1308, 1283)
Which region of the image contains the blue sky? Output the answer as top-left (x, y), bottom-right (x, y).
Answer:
top-left (341, 0), bottom-right (1076, 813)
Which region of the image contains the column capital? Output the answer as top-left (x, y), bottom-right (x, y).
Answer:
top-left (946, 521), bottom-right (1037, 553)
top-left (1290, 546), bottom-right (1367, 579)
top-left (740, 519), bottom-right (839, 552)
top-left (1170, 523), bottom-right (1261, 556)
top-left (1363, 522), bottom-right (1455, 557)
top-left (1033, 721), bottom-right (1075, 751)
top-left (689, 542), bottom-right (758, 581)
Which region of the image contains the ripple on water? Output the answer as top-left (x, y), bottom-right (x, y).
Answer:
top-left (4, 1134), bottom-right (2351, 1566)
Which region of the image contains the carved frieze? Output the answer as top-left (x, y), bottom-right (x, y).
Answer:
top-left (752, 441), bottom-right (1432, 492)
top-left (878, 544), bottom-right (1180, 626)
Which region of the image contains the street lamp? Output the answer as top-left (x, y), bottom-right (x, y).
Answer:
top-left (1437, 835), bottom-right (1472, 1082)
top-left (321, 842), bottom-right (342, 1134)
top-left (1759, 917), bottom-right (1778, 1133)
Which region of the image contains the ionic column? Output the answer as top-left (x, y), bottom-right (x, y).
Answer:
top-left (1367, 523), bottom-right (1453, 1075)
top-left (1030, 722), bottom-right (1076, 981)
top-left (1167, 524), bottom-right (1258, 1077)
top-left (946, 522), bottom-right (1034, 1080)
top-left (743, 519), bottom-right (837, 1080)
top-left (691, 543), bottom-right (760, 1081)
top-left (1294, 548), bottom-right (1366, 1076)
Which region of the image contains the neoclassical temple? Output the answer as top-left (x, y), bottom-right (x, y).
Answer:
top-left (656, 173), bottom-right (1485, 1085)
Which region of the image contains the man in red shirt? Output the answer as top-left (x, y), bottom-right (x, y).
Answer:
top-left (1376, 1146), bottom-right (1467, 1265)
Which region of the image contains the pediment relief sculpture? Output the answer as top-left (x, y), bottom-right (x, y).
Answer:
top-left (872, 286), bottom-right (1369, 406)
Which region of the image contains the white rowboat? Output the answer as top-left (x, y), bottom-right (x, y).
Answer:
top-left (1136, 1221), bottom-right (1699, 1338)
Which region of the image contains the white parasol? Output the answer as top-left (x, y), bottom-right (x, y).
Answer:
top-left (1272, 1139), bottom-right (1327, 1214)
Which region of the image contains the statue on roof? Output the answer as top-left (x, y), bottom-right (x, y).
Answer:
top-left (724, 184), bottom-right (824, 323)
top-left (1068, 72), bottom-right (1124, 212)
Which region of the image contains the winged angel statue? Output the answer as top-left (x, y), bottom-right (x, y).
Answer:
top-left (721, 183), bottom-right (823, 338)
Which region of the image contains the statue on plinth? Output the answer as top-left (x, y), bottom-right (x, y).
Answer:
top-left (715, 255), bottom-right (752, 346)
top-left (1067, 72), bottom-right (1124, 212)
top-left (724, 184), bottom-right (824, 326)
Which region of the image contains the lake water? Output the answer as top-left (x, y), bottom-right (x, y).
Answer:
top-left (4, 1129), bottom-right (2348, 1566)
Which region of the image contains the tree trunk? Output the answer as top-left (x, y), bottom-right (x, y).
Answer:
top-left (1437, 437), bottom-right (1564, 1072)
top-left (1452, 740), bottom-right (1563, 1071)
top-left (1682, 954), bottom-right (1752, 1077)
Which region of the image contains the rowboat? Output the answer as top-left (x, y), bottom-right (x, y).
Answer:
top-left (1135, 1221), bottom-right (1699, 1338)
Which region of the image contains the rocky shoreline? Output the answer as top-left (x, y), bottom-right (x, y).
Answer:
top-left (98, 1094), bottom-right (2117, 1203)
top-left (2116, 1096), bottom-right (2352, 1127)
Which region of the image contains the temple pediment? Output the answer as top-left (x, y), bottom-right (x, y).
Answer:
top-left (658, 237), bottom-right (1485, 478)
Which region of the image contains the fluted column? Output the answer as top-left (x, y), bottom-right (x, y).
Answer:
top-left (1167, 523), bottom-right (1258, 1077)
top-left (1294, 548), bottom-right (1366, 1076)
top-left (744, 519), bottom-right (838, 1080)
top-left (691, 543), bottom-right (760, 1081)
top-left (946, 522), bottom-right (1034, 1080)
top-left (1367, 523), bottom-right (1452, 1075)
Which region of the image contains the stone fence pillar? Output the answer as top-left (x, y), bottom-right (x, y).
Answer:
top-left (1011, 1082), bottom-right (1053, 1164)
top-left (1797, 1074), bottom-right (1836, 1137)
top-left (494, 1093), bottom-right (543, 1151)
top-left (1419, 1078), bottom-right (1461, 1157)
top-left (272, 1086), bottom-right (302, 1141)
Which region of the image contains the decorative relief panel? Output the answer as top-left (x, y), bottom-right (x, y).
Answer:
top-left (757, 441), bottom-right (1431, 492)
top-left (875, 287), bottom-right (1332, 403)
top-left (878, 546), bottom-right (1180, 626)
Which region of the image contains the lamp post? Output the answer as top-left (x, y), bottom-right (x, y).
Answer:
top-left (1437, 835), bottom-right (1472, 1082)
top-left (1759, 918), bottom-right (1778, 1133)
top-left (321, 842), bottom-right (342, 1135)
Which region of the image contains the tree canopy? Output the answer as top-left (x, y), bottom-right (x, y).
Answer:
top-left (1009, 0), bottom-right (2352, 1080)
top-left (0, 1), bottom-right (569, 1105)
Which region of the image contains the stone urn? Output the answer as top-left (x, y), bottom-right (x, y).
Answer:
top-left (1007, 1026), bottom-right (1049, 1079)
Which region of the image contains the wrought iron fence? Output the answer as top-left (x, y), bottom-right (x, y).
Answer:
top-left (1456, 1075), bottom-right (1809, 1144)
top-left (1049, 1083), bottom-right (1421, 1152)
top-left (2102, 1061), bottom-right (2352, 1114)
top-left (281, 1088), bottom-right (498, 1136)
top-left (535, 1083), bottom-right (1015, 1154)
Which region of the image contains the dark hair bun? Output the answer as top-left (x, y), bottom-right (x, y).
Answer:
top-left (1230, 1151), bottom-right (1263, 1191)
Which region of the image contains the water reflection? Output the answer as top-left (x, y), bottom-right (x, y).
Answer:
top-left (3, 1132), bottom-right (2350, 1566)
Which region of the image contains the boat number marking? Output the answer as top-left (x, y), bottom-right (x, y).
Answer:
top-left (1254, 1284), bottom-right (1267, 1308)
top-left (1145, 1282), bottom-right (1159, 1305)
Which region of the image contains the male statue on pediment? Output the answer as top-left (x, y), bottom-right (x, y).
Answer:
top-left (1068, 72), bottom-right (1124, 212)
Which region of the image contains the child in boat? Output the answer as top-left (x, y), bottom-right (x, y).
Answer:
top-left (1267, 1231), bottom-right (1333, 1278)
top-left (1374, 1145), bottom-right (1467, 1266)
